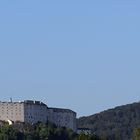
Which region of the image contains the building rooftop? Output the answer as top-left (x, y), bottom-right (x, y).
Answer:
top-left (48, 107), bottom-right (76, 114)
top-left (0, 100), bottom-right (47, 106)
top-left (24, 100), bottom-right (47, 106)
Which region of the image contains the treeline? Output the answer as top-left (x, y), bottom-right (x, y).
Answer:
top-left (1, 122), bottom-right (140, 140)
top-left (0, 122), bottom-right (100, 140)
top-left (78, 102), bottom-right (140, 140)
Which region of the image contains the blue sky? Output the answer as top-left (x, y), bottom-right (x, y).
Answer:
top-left (0, 0), bottom-right (140, 117)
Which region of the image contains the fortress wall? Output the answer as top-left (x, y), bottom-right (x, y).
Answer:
top-left (48, 108), bottom-right (77, 132)
top-left (0, 102), bottom-right (24, 122)
top-left (0, 100), bottom-right (77, 131)
top-left (24, 100), bottom-right (48, 124)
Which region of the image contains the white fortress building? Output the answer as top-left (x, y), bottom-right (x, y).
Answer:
top-left (0, 100), bottom-right (77, 131)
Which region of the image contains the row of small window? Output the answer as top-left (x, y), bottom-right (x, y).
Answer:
top-left (0, 108), bottom-right (22, 111)
top-left (25, 116), bottom-right (46, 120)
top-left (25, 114), bottom-right (45, 118)
top-left (0, 110), bottom-right (22, 113)
top-left (25, 118), bottom-right (47, 121)
top-left (25, 113), bottom-right (45, 116)
top-left (26, 106), bottom-right (45, 110)
top-left (0, 112), bottom-right (22, 115)
top-left (0, 115), bottom-right (21, 118)
top-left (0, 105), bottom-right (22, 107)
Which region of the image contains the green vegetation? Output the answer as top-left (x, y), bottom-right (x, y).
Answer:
top-left (132, 128), bottom-right (140, 140)
top-left (78, 102), bottom-right (140, 140)
top-left (2, 102), bottom-right (140, 140)
top-left (0, 122), bottom-right (100, 140)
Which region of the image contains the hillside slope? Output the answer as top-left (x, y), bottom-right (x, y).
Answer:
top-left (78, 102), bottom-right (140, 140)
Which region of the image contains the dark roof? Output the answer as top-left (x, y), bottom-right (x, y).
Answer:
top-left (24, 100), bottom-right (47, 106)
top-left (48, 107), bottom-right (76, 114)
top-left (0, 100), bottom-right (47, 106)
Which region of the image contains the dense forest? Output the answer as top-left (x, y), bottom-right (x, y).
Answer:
top-left (0, 122), bottom-right (140, 140)
top-left (78, 102), bottom-right (140, 140)
top-left (0, 121), bottom-right (100, 140)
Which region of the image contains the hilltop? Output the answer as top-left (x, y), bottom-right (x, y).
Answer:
top-left (78, 102), bottom-right (140, 140)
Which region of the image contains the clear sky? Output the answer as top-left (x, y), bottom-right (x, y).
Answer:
top-left (0, 0), bottom-right (140, 117)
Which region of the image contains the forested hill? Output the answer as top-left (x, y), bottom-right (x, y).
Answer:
top-left (78, 102), bottom-right (140, 140)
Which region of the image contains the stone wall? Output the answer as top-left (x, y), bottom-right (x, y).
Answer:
top-left (48, 108), bottom-right (77, 132)
top-left (0, 102), bottom-right (24, 122)
top-left (0, 100), bottom-right (77, 131)
top-left (24, 100), bottom-right (48, 124)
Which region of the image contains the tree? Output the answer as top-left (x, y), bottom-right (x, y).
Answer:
top-left (132, 128), bottom-right (140, 140)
